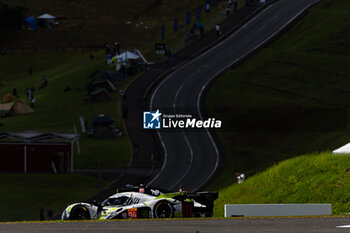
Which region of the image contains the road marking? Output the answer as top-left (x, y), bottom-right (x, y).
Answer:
top-left (169, 77), bottom-right (195, 190)
top-left (147, 2), bottom-right (275, 189)
top-left (148, 0), bottom-right (320, 190)
top-left (336, 225), bottom-right (350, 228)
top-left (147, 2), bottom-right (278, 189)
top-left (193, 0), bottom-right (321, 191)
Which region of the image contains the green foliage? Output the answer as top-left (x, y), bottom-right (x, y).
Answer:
top-left (207, 0), bottom-right (350, 190)
top-left (214, 152), bottom-right (350, 217)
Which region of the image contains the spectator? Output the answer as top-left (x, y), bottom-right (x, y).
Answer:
top-left (215, 24), bottom-right (221, 36)
top-left (205, 2), bottom-right (210, 13)
top-left (39, 76), bottom-right (48, 89)
top-left (30, 93), bottom-right (35, 108)
top-left (43, 75), bottom-right (48, 86)
top-left (84, 118), bottom-right (89, 132)
top-left (234, 0), bottom-right (238, 12)
top-left (226, 6), bottom-right (232, 15)
top-left (27, 88), bottom-right (32, 101)
top-left (115, 42), bottom-right (120, 54)
top-left (12, 88), bottom-right (19, 98)
top-left (237, 172), bottom-right (245, 184)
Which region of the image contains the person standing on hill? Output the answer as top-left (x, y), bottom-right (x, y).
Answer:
top-left (215, 24), bottom-right (221, 35)
top-left (12, 88), bottom-right (19, 98)
top-left (30, 92), bottom-right (35, 108)
top-left (115, 41), bottom-right (120, 54)
top-left (27, 88), bottom-right (32, 101)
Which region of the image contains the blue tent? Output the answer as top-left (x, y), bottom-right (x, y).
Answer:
top-left (24, 16), bottom-right (39, 31)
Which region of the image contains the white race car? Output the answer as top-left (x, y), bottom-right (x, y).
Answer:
top-left (61, 185), bottom-right (218, 220)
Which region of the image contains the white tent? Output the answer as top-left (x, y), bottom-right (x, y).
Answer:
top-left (37, 13), bottom-right (56, 19)
top-left (333, 143), bottom-right (350, 154)
top-left (115, 51), bottom-right (140, 61)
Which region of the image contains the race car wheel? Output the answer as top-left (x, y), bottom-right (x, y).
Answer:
top-left (69, 205), bottom-right (91, 220)
top-left (153, 201), bottom-right (173, 218)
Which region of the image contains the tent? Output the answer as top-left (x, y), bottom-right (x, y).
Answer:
top-left (37, 13), bottom-right (56, 19)
top-left (87, 79), bottom-right (116, 94)
top-left (88, 70), bottom-right (126, 82)
top-left (115, 51), bottom-right (140, 61)
top-left (37, 13), bottom-right (58, 28)
top-left (24, 16), bottom-right (39, 31)
top-left (89, 115), bottom-right (116, 138)
top-left (0, 100), bottom-right (33, 115)
top-left (89, 88), bottom-right (114, 102)
top-left (333, 143), bottom-right (350, 154)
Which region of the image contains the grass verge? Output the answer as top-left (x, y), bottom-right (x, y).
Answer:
top-left (214, 152), bottom-right (350, 217)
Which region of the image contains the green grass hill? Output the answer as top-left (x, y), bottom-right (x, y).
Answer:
top-left (214, 152), bottom-right (350, 217)
top-left (207, 0), bottom-right (350, 190)
top-left (0, 0), bottom-right (242, 221)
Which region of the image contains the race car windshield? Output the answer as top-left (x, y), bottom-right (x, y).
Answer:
top-left (101, 196), bottom-right (129, 206)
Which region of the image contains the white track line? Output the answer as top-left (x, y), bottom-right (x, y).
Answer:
top-left (336, 225), bottom-right (350, 228)
top-left (148, 0), bottom-right (320, 189)
top-left (194, 0), bottom-right (321, 191)
top-left (147, 2), bottom-right (275, 188)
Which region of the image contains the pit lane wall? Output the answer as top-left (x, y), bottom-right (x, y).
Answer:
top-left (224, 204), bottom-right (332, 217)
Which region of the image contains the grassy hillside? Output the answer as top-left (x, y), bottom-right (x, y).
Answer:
top-left (0, 50), bottom-right (130, 169)
top-left (207, 0), bottom-right (350, 190)
top-left (0, 174), bottom-right (108, 221)
top-left (0, 0), bottom-right (244, 59)
top-left (0, 0), bottom-right (249, 221)
top-left (214, 152), bottom-right (350, 217)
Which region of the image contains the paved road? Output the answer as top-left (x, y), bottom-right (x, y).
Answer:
top-left (2, 217), bottom-right (350, 233)
top-left (148, 0), bottom-right (321, 192)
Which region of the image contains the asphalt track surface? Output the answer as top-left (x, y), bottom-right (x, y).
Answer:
top-left (3, 217), bottom-right (350, 233)
top-left (148, 0), bottom-right (320, 192)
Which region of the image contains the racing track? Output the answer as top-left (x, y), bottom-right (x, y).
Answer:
top-left (2, 217), bottom-right (350, 233)
top-left (148, 0), bottom-right (321, 192)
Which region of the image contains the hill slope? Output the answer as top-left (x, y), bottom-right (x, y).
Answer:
top-left (214, 152), bottom-right (350, 217)
top-left (207, 0), bottom-right (350, 189)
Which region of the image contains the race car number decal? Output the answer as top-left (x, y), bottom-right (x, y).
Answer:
top-left (128, 208), bottom-right (138, 219)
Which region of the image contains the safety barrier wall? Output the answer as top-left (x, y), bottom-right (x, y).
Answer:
top-left (224, 204), bottom-right (332, 217)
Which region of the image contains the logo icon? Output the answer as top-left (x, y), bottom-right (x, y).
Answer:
top-left (143, 110), bottom-right (162, 129)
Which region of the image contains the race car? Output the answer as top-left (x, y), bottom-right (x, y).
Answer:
top-left (61, 185), bottom-right (218, 220)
